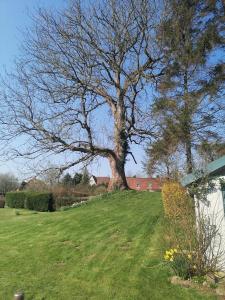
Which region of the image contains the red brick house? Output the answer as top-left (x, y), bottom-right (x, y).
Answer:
top-left (89, 176), bottom-right (161, 191)
top-left (89, 176), bottom-right (110, 186)
top-left (126, 177), bottom-right (161, 191)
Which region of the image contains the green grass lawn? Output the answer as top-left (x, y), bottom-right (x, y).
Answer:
top-left (0, 191), bottom-right (216, 299)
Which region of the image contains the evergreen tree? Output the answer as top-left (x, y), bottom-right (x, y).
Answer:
top-left (73, 173), bottom-right (82, 185)
top-left (150, 0), bottom-right (225, 173)
top-left (197, 140), bottom-right (225, 163)
top-left (81, 168), bottom-right (90, 185)
top-left (144, 130), bottom-right (180, 178)
top-left (62, 173), bottom-right (73, 186)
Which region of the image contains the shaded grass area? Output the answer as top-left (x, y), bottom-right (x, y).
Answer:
top-left (0, 191), bottom-right (215, 299)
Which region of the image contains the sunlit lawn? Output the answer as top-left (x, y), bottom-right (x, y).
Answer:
top-left (0, 191), bottom-right (216, 299)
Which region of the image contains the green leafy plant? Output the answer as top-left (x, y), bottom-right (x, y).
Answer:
top-left (209, 283), bottom-right (218, 289)
top-left (192, 275), bottom-right (206, 284)
top-left (164, 248), bottom-right (198, 279)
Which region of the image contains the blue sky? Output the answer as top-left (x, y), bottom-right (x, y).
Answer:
top-left (0, 0), bottom-right (146, 178)
top-left (0, 0), bottom-right (66, 71)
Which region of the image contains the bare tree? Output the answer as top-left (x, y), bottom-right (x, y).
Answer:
top-left (0, 0), bottom-right (164, 190)
top-left (0, 173), bottom-right (19, 194)
top-left (41, 163), bottom-right (61, 186)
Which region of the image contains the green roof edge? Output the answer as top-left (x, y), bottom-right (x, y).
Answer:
top-left (181, 155), bottom-right (225, 187)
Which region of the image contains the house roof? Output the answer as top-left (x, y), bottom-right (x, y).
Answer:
top-left (181, 155), bottom-right (225, 187)
top-left (93, 176), bottom-right (110, 185)
top-left (91, 175), bottom-right (161, 190)
top-left (126, 177), bottom-right (161, 190)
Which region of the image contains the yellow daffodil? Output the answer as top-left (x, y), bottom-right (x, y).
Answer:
top-left (164, 248), bottom-right (178, 261)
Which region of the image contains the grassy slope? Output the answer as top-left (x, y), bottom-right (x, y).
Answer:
top-left (0, 191), bottom-right (215, 300)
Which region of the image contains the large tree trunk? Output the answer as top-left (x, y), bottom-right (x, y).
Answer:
top-left (183, 70), bottom-right (193, 174)
top-left (108, 102), bottom-right (129, 191)
top-left (108, 156), bottom-right (129, 190)
top-left (185, 138), bottom-right (193, 174)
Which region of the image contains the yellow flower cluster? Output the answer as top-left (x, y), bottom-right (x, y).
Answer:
top-left (164, 248), bottom-right (178, 262)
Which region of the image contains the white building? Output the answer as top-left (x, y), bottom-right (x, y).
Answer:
top-left (181, 155), bottom-right (225, 266)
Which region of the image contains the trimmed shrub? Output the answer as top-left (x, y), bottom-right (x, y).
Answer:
top-left (161, 180), bottom-right (195, 253)
top-left (6, 191), bottom-right (54, 211)
top-left (6, 192), bottom-right (26, 208)
top-left (162, 181), bottom-right (193, 219)
top-left (25, 192), bottom-right (54, 211)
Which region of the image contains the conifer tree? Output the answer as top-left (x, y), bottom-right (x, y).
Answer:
top-left (81, 168), bottom-right (90, 185)
top-left (62, 173), bottom-right (73, 186)
top-left (147, 0), bottom-right (225, 174)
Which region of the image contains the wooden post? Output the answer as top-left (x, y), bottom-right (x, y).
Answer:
top-left (14, 292), bottom-right (24, 300)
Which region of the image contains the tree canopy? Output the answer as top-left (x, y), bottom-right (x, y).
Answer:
top-left (0, 0), bottom-right (224, 185)
top-left (0, 0), bottom-right (165, 189)
top-left (145, 0), bottom-right (225, 176)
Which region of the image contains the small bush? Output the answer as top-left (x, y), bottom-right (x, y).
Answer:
top-left (52, 185), bottom-right (88, 197)
top-left (25, 192), bottom-right (54, 211)
top-left (54, 196), bottom-right (87, 209)
top-left (6, 192), bottom-right (26, 208)
top-left (171, 254), bottom-right (191, 279)
top-left (164, 248), bottom-right (193, 279)
top-left (73, 183), bottom-right (106, 196)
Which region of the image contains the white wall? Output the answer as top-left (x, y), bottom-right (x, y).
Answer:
top-left (89, 176), bottom-right (97, 186)
top-left (195, 177), bottom-right (225, 267)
